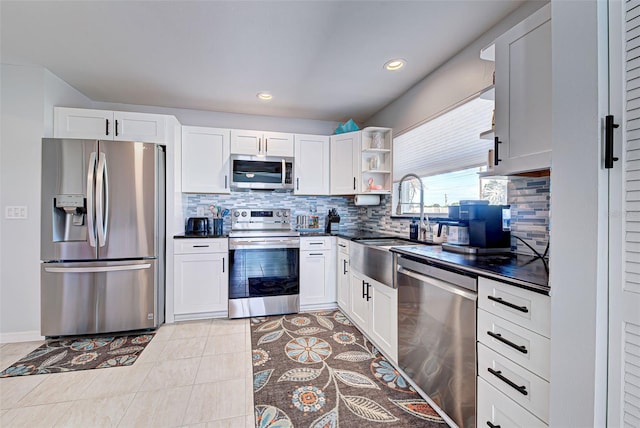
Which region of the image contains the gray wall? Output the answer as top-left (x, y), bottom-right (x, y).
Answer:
top-left (365, 1), bottom-right (548, 135)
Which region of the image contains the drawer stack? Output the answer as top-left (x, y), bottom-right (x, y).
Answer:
top-left (477, 277), bottom-right (550, 427)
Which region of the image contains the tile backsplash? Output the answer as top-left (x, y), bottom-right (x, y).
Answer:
top-left (508, 176), bottom-right (550, 256)
top-left (356, 176), bottom-right (551, 257)
top-left (183, 192), bottom-right (361, 233)
top-left (183, 176), bottom-right (550, 258)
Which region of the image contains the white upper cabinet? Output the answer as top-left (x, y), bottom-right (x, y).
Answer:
top-left (230, 129), bottom-right (293, 157)
top-left (54, 107), bottom-right (166, 143)
top-left (359, 127), bottom-right (392, 194)
top-left (330, 131), bottom-right (360, 195)
top-left (181, 126), bottom-right (230, 194)
top-left (294, 134), bottom-right (330, 195)
top-left (492, 3), bottom-right (551, 174)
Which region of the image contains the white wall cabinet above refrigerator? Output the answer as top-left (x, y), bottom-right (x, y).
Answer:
top-left (294, 134), bottom-right (330, 195)
top-left (230, 129), bottom-right (294, 157)
top-left (54, 107), bottom-right (166, 143)
top-left (490, 3), bottom-right (551, 175)
top-left (181, 126), bottom-right (231, 194)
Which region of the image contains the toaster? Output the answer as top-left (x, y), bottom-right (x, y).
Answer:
top-left (185, 217), bottom-right (210, 235)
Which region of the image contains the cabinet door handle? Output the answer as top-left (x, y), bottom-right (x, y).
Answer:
top-left (225, 175), bottom-right (228, 189)
top-left (115, 120), bottom-right (119, 136)
top-left (487, 368), bottom-right (528, 396)
top-left (605, 115), bottom-right (620, 168)
top-left (365, 282), bottom-right (371, 301)
top-left (258, 138), bottom-right (261, 153)
top-left (105, 119), bottom-right (110, 136)
top-left (296, 177), bottom-right (299, 190)
top-left (494, 136), bottom-right (502, 165)
top-left (353, 177), bottom-right (356, 190)
top-left (487, 331), bottom-right (528, 354)
top-left (487, 295), bottom-right (529, 313)
top-left (343, 260), bottom-right (348, 274)
top-left (222, 257), bottom-right (225, 273)
top-left (362, 280), bottom-right (367, 299)
top-left (486, 422), bottom-right (501, 428)
top-left (265, 138), bottom-right (268, 153)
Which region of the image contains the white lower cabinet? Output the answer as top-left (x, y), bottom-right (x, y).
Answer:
top-left (349, 268), bottom-right (398, 362)
top-left (477, 277), bottom-right (550, 426)
top-left (336, 238), bottom-right (351, 316)
top-left (477, 377), bottom-right (547, 428)
top-left (173, 238), bottom-right (228, 319)
top-left (299, 237), bottom-right (336, 310)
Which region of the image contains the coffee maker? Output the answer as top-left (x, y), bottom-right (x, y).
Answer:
top-left (443, 200), bottom-right (511, 254)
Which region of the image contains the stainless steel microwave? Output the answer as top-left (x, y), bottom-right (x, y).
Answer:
top-left (230, 155), bottom-right (294, 190)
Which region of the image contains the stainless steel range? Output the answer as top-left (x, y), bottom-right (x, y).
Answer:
top-left (228, 208), bottom-right (300, 318)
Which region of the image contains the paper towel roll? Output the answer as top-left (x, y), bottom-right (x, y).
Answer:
top-left (354, 194), bottom-right (381, 206)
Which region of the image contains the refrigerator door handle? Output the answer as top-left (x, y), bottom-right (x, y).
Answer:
top-left (96, 152), bottom-right (109, 247)
top-left (44, 263), bottom-right (151, 273)
top-left (86, 151), bottom-right (98, 248)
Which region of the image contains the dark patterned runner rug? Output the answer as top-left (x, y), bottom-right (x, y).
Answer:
top-left (0, 333), bottom-right (154, 377)
top-left (250, 310), bottom-right (445, 427)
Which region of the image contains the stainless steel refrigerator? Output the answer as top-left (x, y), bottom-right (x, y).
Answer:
top-left (40, 138), bottom-right (165, 337)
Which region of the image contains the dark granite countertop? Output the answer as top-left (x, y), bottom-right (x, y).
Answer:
top-left (390, 245), bottom-right (549, 294)
top-left (174, 233), bottom-right (229, 239)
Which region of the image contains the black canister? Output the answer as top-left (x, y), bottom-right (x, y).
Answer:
top-left (409, 218), bottom-right (419, 240)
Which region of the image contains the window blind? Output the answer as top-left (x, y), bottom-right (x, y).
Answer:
top-left (393, 96), bottom-right (494, 181)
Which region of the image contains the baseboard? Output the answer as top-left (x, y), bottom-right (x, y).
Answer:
top-left (0, 330), bottom-right (44, 344)
top-left (300, 302), bottom-right (338, 312)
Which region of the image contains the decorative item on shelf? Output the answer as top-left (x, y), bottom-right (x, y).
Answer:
top-left (368, 177), bottom-right (383, 191)
top-left (371, 132), bottom-right (384, 149)
top-left (488, 149), bottom-right (495, 169)
top-left (369, 155), bottom-right (380, 170)
top-left (333, 118), bottom-right (360, 134)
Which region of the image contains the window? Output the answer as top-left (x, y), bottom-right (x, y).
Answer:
top-left (392, 94), bottom-right (507, 216)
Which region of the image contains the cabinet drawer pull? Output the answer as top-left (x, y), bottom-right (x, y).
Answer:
top-left (487, 422), bottom-right (501, 428)
top-left (487, 295), bottom-right (528, 313)
top-left (309, 253), bottom-right (323, 256)
top-left (193, 245), bottom-right (210, 248)
top-left (487, 367), bottom-right (528, 396)
top-left (487, 331), bottom-right (528, 354)
top-left (338, 244), bottom-right (346, 248)
top-left (309, 242), bottom-right (323, 245)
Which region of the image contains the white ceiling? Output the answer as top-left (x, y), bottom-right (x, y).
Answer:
top-left (1, 1), bottom-right (525, 123)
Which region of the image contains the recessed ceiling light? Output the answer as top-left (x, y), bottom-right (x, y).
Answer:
top-left (257, 92), bottom-right (273, 101)
top-left (384, 59), bottom-right (405, 71)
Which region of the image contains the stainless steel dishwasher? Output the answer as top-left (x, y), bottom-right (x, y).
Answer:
top-left (395, 254), bottom-right (477, 428)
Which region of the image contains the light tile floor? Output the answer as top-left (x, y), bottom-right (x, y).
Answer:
top-left (0, 318), bottom-right (255, 428)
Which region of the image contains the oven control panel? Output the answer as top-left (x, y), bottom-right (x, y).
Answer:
top-left (231, 208), bottom-right (291, 230)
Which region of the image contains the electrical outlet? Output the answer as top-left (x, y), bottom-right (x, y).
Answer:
top-left (5, 206), bottom-right (28, 219)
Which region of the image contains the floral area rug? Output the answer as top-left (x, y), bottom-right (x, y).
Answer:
top-left (0, 333), bottom-right (154, 377)
top-left (250, 310), bottom-right (445, 427)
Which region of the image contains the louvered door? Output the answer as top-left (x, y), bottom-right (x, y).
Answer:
top-left (608, 1), bottom-right (640, 426)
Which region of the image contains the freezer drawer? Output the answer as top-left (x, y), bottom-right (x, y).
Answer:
top-left (41, 260), bottom-right (158, 336)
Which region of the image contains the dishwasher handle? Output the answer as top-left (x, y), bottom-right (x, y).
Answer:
top-left (397, 265), bottom-right (477, 301)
